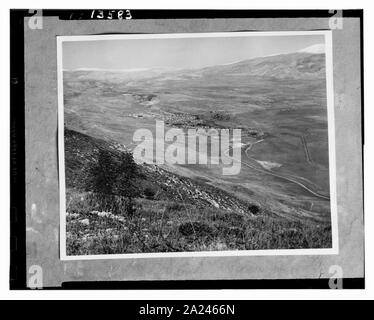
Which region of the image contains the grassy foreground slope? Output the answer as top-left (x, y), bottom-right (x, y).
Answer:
top-left (65, 129), bottom-right (332, 255)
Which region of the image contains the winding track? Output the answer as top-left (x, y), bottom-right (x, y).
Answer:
top-left (223, 140), bottom-right (330, 201)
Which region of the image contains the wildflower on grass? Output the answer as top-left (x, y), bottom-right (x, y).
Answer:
top-left (98, 211), bottom-right (111, 217)
top-left (115, 216), bottom-right (126, 222)
top-left (79, 218), bottom-right (90, 226)
top-left (67, 212), bottom-right (80, 218)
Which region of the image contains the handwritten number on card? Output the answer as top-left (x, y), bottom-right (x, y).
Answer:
top-left (90, 10), bottom-right (132, 20)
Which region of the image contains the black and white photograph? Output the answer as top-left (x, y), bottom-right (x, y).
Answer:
top-left (7, 4), bottom-right (368, 294)
top-left (58, 31), bottom-right (337, 259)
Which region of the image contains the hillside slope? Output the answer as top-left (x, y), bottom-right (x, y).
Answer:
top-left (64, 128), bottom-right (332, 255)
top-left (199, 52), bottom-right (326, 79)
top-left (65, 128), bottom-right (254, 214)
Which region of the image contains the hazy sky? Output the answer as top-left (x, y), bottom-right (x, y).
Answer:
top-left (62, 34), bottom-right (324, 71)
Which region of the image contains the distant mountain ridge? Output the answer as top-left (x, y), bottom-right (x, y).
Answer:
top-left (64, 51), bottom-right (326, 81)
top-left (199, 52), bottom-right (325, 79)
top-left (298, 43), bottom-right (325, 54)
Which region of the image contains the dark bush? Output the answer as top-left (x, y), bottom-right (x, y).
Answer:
top-left (84, 148), bottom-right (140, 216)
top-left (248, 204), bottom-right (260, 215)
top-left (144, 187), bottom-right (156, 200)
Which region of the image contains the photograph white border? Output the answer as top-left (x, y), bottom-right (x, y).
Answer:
top-left (57, 30), bottom-right (338, 261)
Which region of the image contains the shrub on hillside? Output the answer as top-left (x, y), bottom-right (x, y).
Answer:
top-left (84, 148), bottom-right (140, 216)
top-left (144, 187), bottom-right (156, 200)
top-left (248, 204), bottom-right (260, 215)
